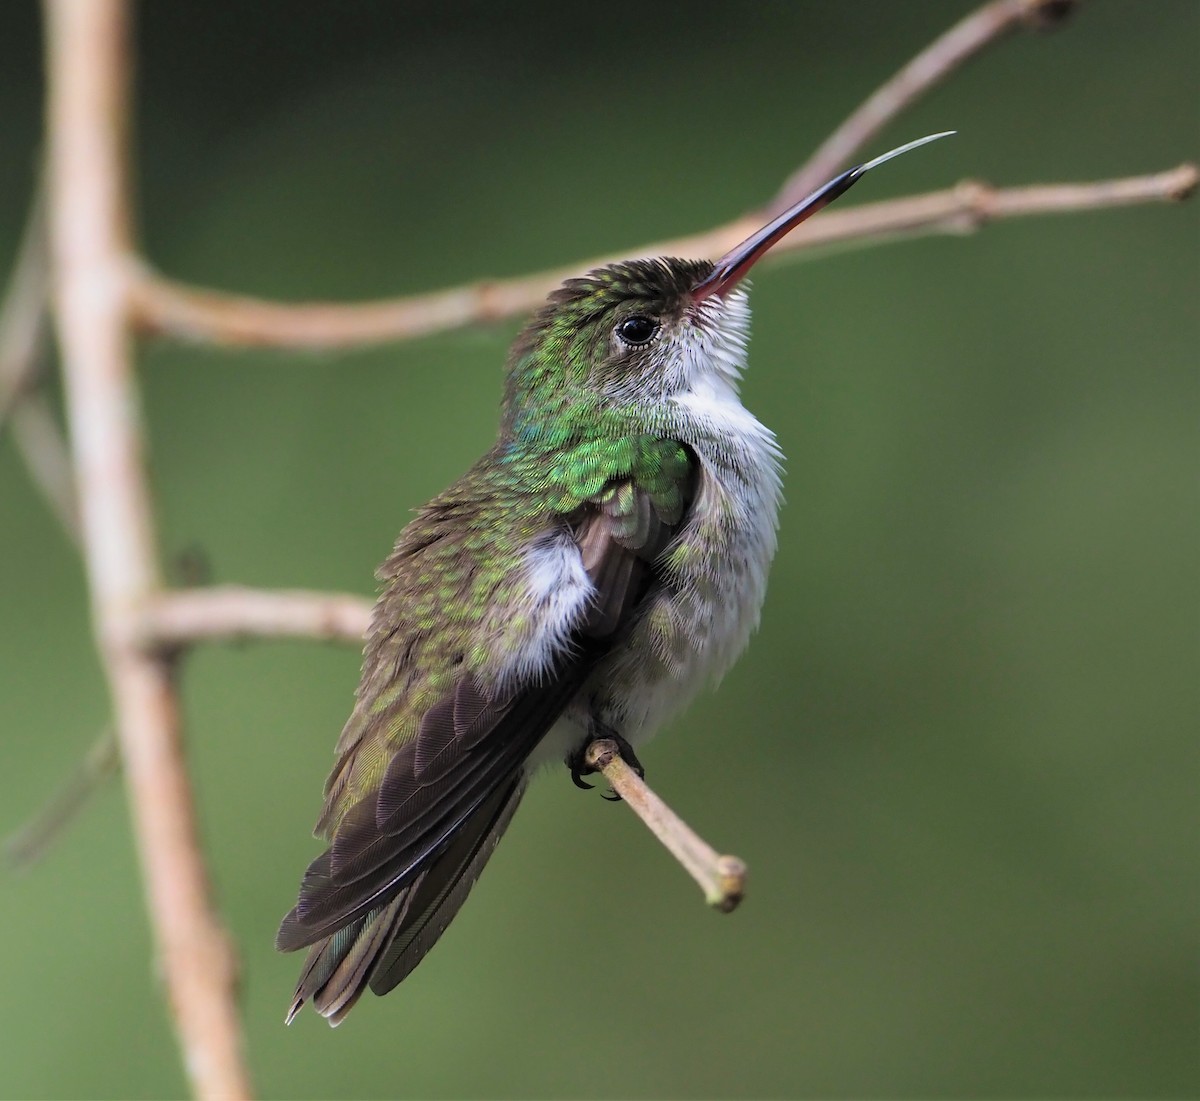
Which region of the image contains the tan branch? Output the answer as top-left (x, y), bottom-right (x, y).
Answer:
top-left (43, 2), bottom-right (253, 1098)
top-left (140, 586), bottom-right (372, 649)
top-left (771, 0), bottom-right (1079, 214)
top-left (585, 739), bottom-right (747, 913)
top-left (127, 164), bottom-right (1195, 352)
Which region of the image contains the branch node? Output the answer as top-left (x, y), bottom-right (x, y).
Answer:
top-left (953, 178), bottom-right (999, 230)
top-left (711, 856), bottom-right (748, 913)
top-left (1019, 0), bottom-right (1079, 32)
top-left (584, 737), bottom-right (619, 774)
top-left (1166, 163), bottom-right (1198, 202)
top-left (475, 280), bottom-right (506, 325)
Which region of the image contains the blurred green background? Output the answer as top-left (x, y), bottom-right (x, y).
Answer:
top-left (1, 2), bottom-right (1196, 1098)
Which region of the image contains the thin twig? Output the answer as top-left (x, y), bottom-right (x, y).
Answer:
top-left (771, 0), bottom-right (1079, 214)
top-left (9, 393), bottom-right (82, 544)
top-left (127, 164), bottom-right (1195, 352)
top-left (5, 729), bottom-right (120, 870)
top-left (43, 2), bottom-right (253, 1098)
top-left (1, 179), bottom-right (96, 864)
top-left (139, 586), bottom-right (372, 649)
top-left (585, 739), bottom-right (747, 913)
top-left (0, 182), bottom-right (49, 430)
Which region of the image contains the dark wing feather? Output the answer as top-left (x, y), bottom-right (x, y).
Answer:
top-left (277, 665), bottom-right (591, 951)
top-left (287, 777), bottom-right (526, 1026)
top-left (279, 447), bottom-right (699, 1017)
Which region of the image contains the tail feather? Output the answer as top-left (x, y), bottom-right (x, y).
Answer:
top-left (310, 895), bottom-right (402, 1024)
top-left (369, 770), bottom-right (525, 997)
top-left (284, 906), bottom-right (381, 1026)
top-left (286, 930), bottom-right (348, 1024)
top-left (284, 775), bottom-right (526, 1025)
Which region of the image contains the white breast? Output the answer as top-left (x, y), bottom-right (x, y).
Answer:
top-left (597, 380), bottom-right (782, 741)
top-left (528, 285), bottom-right (784, 764)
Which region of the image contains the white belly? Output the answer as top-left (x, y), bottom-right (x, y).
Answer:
top-left (603, 392), bottom-right (782, 740)
top-left (530, 391), bottom-right (782, 772)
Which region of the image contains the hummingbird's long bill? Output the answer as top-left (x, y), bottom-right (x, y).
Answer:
top-left (692, 131), bottom-right (956, 301)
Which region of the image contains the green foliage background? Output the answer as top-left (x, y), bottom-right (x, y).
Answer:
top-left (1, 2), bottom-right (1196, 1097)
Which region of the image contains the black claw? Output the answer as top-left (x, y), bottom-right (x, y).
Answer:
top-left (601, 790), bottom-right (623, 802)
top-left (568, 746), bottom-right (595, 790)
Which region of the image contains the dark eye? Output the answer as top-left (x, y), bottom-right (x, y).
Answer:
top-left (616, 315), bottom-right (659, 346)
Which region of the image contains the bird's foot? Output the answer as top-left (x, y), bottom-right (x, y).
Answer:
top-left (567, 731), bottom-right (644, 801)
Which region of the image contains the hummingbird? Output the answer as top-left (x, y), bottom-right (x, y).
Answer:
top-left (276, 131), bottom-right (953, 1024)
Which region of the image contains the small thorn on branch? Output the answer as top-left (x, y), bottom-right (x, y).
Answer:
top-left (584, 738), bottom-right (747, 913)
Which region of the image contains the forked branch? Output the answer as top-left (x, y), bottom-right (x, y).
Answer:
top-left (773, 0), bottom-right (1081, 211)
top-left (10, 1), bottom-right (1195, 1097)
top-left (42, 1), bottom-right (252, 1097)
